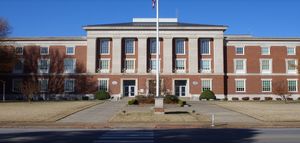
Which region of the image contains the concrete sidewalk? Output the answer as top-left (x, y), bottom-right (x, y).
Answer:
top-left (58, 99), bottom-right (128, 123)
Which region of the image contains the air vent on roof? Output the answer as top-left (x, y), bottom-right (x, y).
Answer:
top-left (132, 18), bottom-right (178, 23)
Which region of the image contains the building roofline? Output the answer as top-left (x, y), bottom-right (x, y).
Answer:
top-left (226, 36), bottom-right (300, 42)
top-left (0, 36), bottom-right (87, 41)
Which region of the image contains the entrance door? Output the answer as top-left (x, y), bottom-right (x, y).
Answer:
top-left (175, 80), bottom-right (187, 97)
top-left (123, 80), bottom-right (136, 97)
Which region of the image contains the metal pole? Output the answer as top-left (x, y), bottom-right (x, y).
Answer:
top-left (3, 82), bottom-right (5, 102)
top-left (156, 0), bottom-right (160, 97)
top-left (211, 114), bottom-right (215, 127)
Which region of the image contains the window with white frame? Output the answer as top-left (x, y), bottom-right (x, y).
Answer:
top-left (200, 59), bottom-right (211, 73)
top-left (13, 58), bottom-right (24, 73)
top-left (149, 38), bottom-right (157, 54)
top-left (234, 59), bottom-right (246, 73)
top-left (262, 79), bottom-right (272, 92)
top-left (124, 59), bottom-right (135, 73)
top-left (125, 39), bottom-right (135, 54)
top-left (236, 47), bottom-right (244, 55)
top-left (200, 39), bottom-right (210, 55)
top-left (149, 59), bottom-right (160, 72)
top-left (38, 59), bottom-right (50, 73)
top-left (38, 79), bottom-right (48, 92)
top-left (288, 79), bottom-right (298, 92)
top-left (175, 39), bottom-right (185, 54)
top-left (99, 39), bottom-right (110, 54)
top-left (66, 47), bottom-right (75, 55)
top-left (260, 59), bottom-right (272, 74)
top-left (286, 59), bottom-right (297, 74)
top-left (175, 59), bottom-right (186, 72)
top-left (64, 58), bottom-right (76, 73)
top-left (98, 59), bottom-right (110, 73)
top-left (261, 47), bottom-right (270, 55)
top-left (235, 79), bottom-right (246, 92)
top-left (40, 47), bottom-right (49, 55)
top-left (15, 47), bottom-right (23, 55)
top-left (287, 47), bottom-right (296, 55)
top-left (64, 79), bottom-right (75, 92)
top-left (98, 79), bottom-right (109, 92)
top-left (12, 79), bottom-right (22, 93)
top-left (201, 79), bottom-right (212, 91)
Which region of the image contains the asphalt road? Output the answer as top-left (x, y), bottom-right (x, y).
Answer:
top-left (0, 128), bottom-right (299, 143)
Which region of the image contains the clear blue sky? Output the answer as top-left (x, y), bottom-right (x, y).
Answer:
top-left (1, 0), bottom-right (300, 37)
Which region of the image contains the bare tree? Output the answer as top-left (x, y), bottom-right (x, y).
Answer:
top-left (0, 18), bottom-right (10, 38)
top-left (21, 78), bottom-right (39, 103)
top-left (273, 80), bottom-right (290, 103)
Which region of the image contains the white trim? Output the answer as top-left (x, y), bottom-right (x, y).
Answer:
top-left (64, 78), bottom-right (75, 93)
top-left (38, 78), bottom-right (49, 93)
top-left (97, 58), bottom-right (111, 73)
top-left (38, 58), bottom-right (50, 74)
top-left (149, 38), bottom-right (158, 55)
top-left (172, 78), bottom-right (190, 97)
top-left (66, 47), bottom-right (75, 55)
top-left (261, 79), bottom-right (272, 93)
top-left (175, 58), bottom-right (186, 73)
top-left (199, 58), bottom-right (211, 73)
top-left (201, 78), bottom-right (212, 92)
top-left (15, 47), bottom-right (23, 55)
top-left (40, 46), bottom-right (49, 55)
top-left (149, 58), bottom-right (161, 73)
top-left (200, 39), bottom-right (211, 55)
top-left (175, 38), bottom-right (186, 55)
top-left (121, 78), bottom-right (138, 97)
top-left (235, 46), bottom-right (244, 55)
top-left (97, 78), bottom-right (109, 92)
top-left (124, 58), bottom-right (136, 73)
top-left (287, 47), bottom-right (296, 55)
top-left (260, 59), bottom-right (272, 74)
top-left (261, 47), bottom-right (270, 55)
top-left (99, 39), bottom-right (111, 55)
top-left (235, 78), bottom-right (246, 93)
top-left (234, 59), bottom-right (247, 74)
top-left (287, 79), bottom-right (298, 92)
top-left (64, 58), bottom-right (76, 73)
top-left (124, 38), bottom-right (135, 55)
top-left (286, 59), bottom-right (298, 74)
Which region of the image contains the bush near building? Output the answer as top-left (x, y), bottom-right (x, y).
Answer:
top-left (199, 90), bottom-right (216, 100)
top-left (95, 91), bottom-right (110, 100)
top-left (135, 95), bottom-right (155, 104)
top-left (164, 95), bottom-right (179, 104)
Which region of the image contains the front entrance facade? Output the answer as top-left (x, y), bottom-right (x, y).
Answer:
top-left (174, 80), bottom-right (188, 97)
top-left (122, 79), bottom-right (137, 97)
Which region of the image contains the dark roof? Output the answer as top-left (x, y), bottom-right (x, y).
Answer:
top-left (85, 22), bottom-right (227, 27)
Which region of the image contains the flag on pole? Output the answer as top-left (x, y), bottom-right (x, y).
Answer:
top-left (152, 0), bottom-right (156, 8)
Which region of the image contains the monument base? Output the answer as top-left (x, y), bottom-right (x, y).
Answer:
top-left (154, 97), bottom-right (164, 114)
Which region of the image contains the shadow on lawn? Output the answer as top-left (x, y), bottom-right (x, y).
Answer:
top-left (0, 128), bottom-right (259, 143)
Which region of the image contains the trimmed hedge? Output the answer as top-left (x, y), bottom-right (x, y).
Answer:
top-left (164, 95), bottom-right (179, 104)
top-left (135, 95), bottom-right (155, 104)
top-left (199, 90), bottom-right (216, 100)
top-left (95, 91), bottom-right (110, 100)
top-left (265, 97), bottom-right (273, 101)
top-left (253, 97), bottom-right (260, 101)
top-left (242, 97), bottom-right (249, 101)
top-left (128, 99), bottom-right (138, 105)
top-left (232, 97), bottom-right (239, 101)
top-left (178, 100), bottom-right (187, 107)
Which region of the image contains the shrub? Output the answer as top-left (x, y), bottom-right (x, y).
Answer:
top-left (128, 99), bottom-right (138, 105)
top-left (232, 97), bottom-right (239, 101)
top-left (82, 96), bottom-right (89, 100)
top-left (287, 97), bottom-right (293, 101)
top-left (135, 95), bottom-right (155, 104)
top-left (264, 97), bottom-right (273, 101)
top-left (164, 95), bottom-right (179, 104)
top-left (242, 97), bottom-right (249, 101)
top-left (95, 91), bottom-right (110, 100)
top-left (178, 100), bottom-right (187, 107)
top-left (276, 98), bottom-right (282, 101)
top-left (253, 97), bottom-right (260, 101)
top-left (298, 97), bottom-right (300, 101)
top-left (199, 90), bottom-right (216, 100)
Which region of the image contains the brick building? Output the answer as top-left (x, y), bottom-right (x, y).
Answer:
top-left (0, 18), bottom-right (299, 100)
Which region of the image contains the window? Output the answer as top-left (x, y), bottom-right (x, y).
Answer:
top-left (236, 47), bottom-right (244, 55)
top-left (98, 79), bottom-right (109, 92)
top-left (15, 47), bottom-right (23, 55)
top-left (262, 79), bottom-right (272, 92)
top-left (200, 39), bottom-right (210, 55)
top-left (175, 39), bottom-right (185, 54)
top-left (201, 79), bottom-right (212, 91)
top-left (12, 79), bottom-right (22, 93)
top-left (66, 47), bottom-right (75, 55)
top-left (261, 47), bottom-right (270, 55)
top-left (234, 59), bottom-right (246, 73)
top-left (150, 59), bottom-right (160, 72)
top-left (235, 79), bottom-right (246, 92)
top-left (149, 38), bottom-right (157, 54)
top-left (38, 59), bottom-right (50, 73)
top-left (200, 59), bottom-right (211, 73)
top-left (13, 58), bottom-right (24, 73)
top-left (175, 59), bottom-right (186, 72)
top-left (124, 59), bottom-right (135, 73)
top-left (64, 58), bottom-right (76, 73)
top-left (287, 47), bottom-right (296, 55)
top-left (125, 39), bottom-right (135, 54)
top-left (99, 39), bottom-right (110, 54)
top-left (39, 79), bottom-right (48, 92)
top-left (260, 59), bottom-right (272, 74)
top-left (288, 79), bottom-right (298, 92)
top-left (64, 79), bottom-right (75, 92)
top-left (98, 59), bottom-right (110, 73)
top-left (286, 59), bottom-right (297, 74)
top-left (40, 47), bottom-right (49, 55)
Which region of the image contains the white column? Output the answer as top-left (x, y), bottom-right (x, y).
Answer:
top-left (138, 37), bottom-right (147, 73)
top-left (112, 37), bottom-right (122, 73)
top-left (86, 37), bottom-right (96, 73)
top-left (214, 37), bottom-right (224, 74)
top-left (189, 37), bottom-right (198, 73)
top-left (163, 37), bottom-right (173, 73)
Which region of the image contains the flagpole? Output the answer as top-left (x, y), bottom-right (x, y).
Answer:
top-left (156, 0), bottom-right (160, 98)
